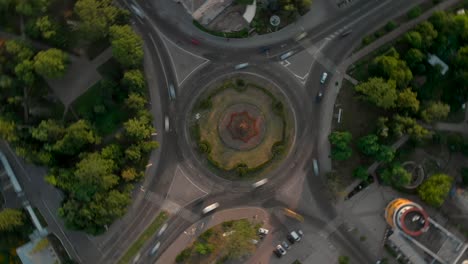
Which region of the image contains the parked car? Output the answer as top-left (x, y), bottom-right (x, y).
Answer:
top-left (298, 229), bottom-right (304, 237)
top-left (287, 231), bottom-right (301, 243)
top-left (274, 245), bottom-right (287, 257)
top-left (281, 241), bottom-right (290, 250)
top-left (258, 228), bottom-right (269, 237)
top-left (320, 72), bottom-right (328, 84)
top-left (202, 202), bottom-right (219, 214)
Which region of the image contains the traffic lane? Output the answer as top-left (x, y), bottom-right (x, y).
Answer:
top-left (323, 0), bottom-right (427, 65)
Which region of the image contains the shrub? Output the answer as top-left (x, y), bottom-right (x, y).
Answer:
top-left (198, 140), bottom-right (211, 154)
top-left (272, 100), bottom-right (284, 115)
top-left (200, 228), bottom-right (214, 241)
top-left (418, 173), bottom-right (453, 207)
top-left (353, 166), bottom-right (369, 181)
top-left (407, 7), bottom-right (422, 19)
top-left (199, 98), bottom-right (212, 110)
top-left (338, 256), bottom-right (350, 264)
top-left (362, 36), bottom-right (374, 46)
top-left (235, 163), bottom-right (249, 177)
top-left (271, 141), bottom-right (285, 156)
top-left (175, 248), bottom-right (191, 263)
top-left (385, 21), bottom-right (398, 32)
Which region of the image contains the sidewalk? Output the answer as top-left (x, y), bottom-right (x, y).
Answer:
top-left (156, 207), bottom-right (271, 264)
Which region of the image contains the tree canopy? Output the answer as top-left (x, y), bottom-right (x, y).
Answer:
top-left (355, 77), bottom-right (397, 109)
top-left (0, 209), bottom-right (24, 232)
top-left (328, 131), bottom-right (353, 161)
top-left (74, 0), bottom-right (118, 41)
top-left (371, 55), bottom-right (413, 88)
top-left (33, 48), bottom-right (69, 78)
top-left (381, 164), bottom-right (411, 187)
top-left (421, 101), bottom-right (450, 123)
top-left (418, 174), bottom-right (453, 207)
top-left (397, 88), bottom-right (420, 113)
top-left (109, 25), bottom-right (143, 68)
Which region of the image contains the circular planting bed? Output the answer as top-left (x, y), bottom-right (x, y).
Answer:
top-left (190, 76), bottom-right (293, 180)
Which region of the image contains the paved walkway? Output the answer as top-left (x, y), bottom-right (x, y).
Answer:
top-left (156, 207), bottom-right (271, 264)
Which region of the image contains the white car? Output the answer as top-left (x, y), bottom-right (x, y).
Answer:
top-left (234, 63), bottom-right (249, 70)
top-left (252, 178), bottom-right (268, 188)
top-left (279, 51), bottom-right (294, 61)
top-left (320, 72), bottom-right (328, 84)
top-left (275, 245), bottom-right (287, 257)
top-left (150, 241), bottom-right (160, 255)
top-left (295, 32), bottom-right (307, 41)
top-left (258, 228), bottom-right (269, 236)
top-left (164, 116), bottom-right (169, 132)
top-left (202, 202), bottom-right (219, 214)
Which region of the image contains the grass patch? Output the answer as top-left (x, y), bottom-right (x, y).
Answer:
top-left (193, 20), bottom-right (249, 38)
top-left (333, 79), bottom-right (386, 186)
top-left (118, 211), bottom-right (169, 264)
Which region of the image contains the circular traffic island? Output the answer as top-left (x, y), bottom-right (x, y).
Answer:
top-left (190, 76), bottom-right (293, 180)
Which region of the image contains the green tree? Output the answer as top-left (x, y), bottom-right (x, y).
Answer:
top-left (381, 164), bottom-right (411, 187)
top-left (124, 92), bottom-right (147, 112)
top-left (0, 208), bottom-right (24, 232)
top-left (355, 77), bottom-right (397, 109)
top-left (124, 144), bottom-right (142, 161)
top-left (59, 189), bottom-right (130, 234)
top-left (121, 167), bottom-right (140, 182)
top-left (376, 117), bottom-right (389, 138)
top-left (31, 119), bottom-right (64, 143)
top-left (34, 16), bottom-right (57, 39)
top-left (194, 242), bottom-right (214, 255)
top-left (74, 0), bottom-right (118, 41)
top-left (15, 0), bottom-right (50, 16)
top-left (338, 256), bottom-right (350, 264)
top-left (328, 131), bottom-right (352, 161)
top-left (404, 48), bottom-right (425, 70)
top-left (418, 174), bottom-right (453, 207)
top-left (357, 134), bottom-right (380, 156)
top-left (0, 118), bottom-right (18, 142)
top-left (397, 88), bottom-right (420, 113)
top-left (415, 21), bottom-right (438, 50)
top-left (53, 120), bottom-right (100, 155)
top-left (392, 115), bottom-right (429, 140)
top-left (72, 152), bottom-right (118, 199)
top-left (353, 166), bottom-right (368, 181)
top-left (421, 101), bottom-right (450, 123)
top-left (123, 115), bottom-right (154, 141)
top-left (121, 69), bottom-right (146, 92)
top-left (109, 25), bottom-right (143, 68)
top-left (4, 40), bottom-right (33, 64)
top-left (33, 48), bottom-right (69, 78)
top-left (225, 220), bottom-right (257, 258)
top-left (404, 31), bottom-right (423, 49)
top-left (375, 145), bottom-right (395, 163)
top-left (371, 56), bottom-right (413, 88)
top-left (455, 46), bottom-right (468, 69)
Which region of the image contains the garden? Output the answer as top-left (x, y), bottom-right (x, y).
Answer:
top-left (190, 76), bottom-right (293, 180)
top-left (329, 8), bottom-right (468, 213)
top-left (175, 219), bottom-right (260, 264)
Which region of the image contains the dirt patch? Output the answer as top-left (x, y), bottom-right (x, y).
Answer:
top-left (206, 4), bottom-right (248, 32)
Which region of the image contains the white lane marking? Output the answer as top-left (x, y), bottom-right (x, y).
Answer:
top-left (179, 60), bottom-right (210, 86)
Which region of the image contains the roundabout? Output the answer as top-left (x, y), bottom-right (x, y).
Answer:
top-left (187, 73), bottom-right (295, 180)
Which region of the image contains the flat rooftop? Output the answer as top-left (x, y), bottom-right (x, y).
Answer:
top-left (389, 218), bottom-right (467, 264)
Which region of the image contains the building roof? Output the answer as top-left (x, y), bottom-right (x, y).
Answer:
top-left (427, 54), bottom-right (449, 75)
top-left (399, 207), bottom-right (429, 236)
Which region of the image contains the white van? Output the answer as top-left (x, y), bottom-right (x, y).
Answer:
top-left (202, 202), bottom-right (219, 214)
